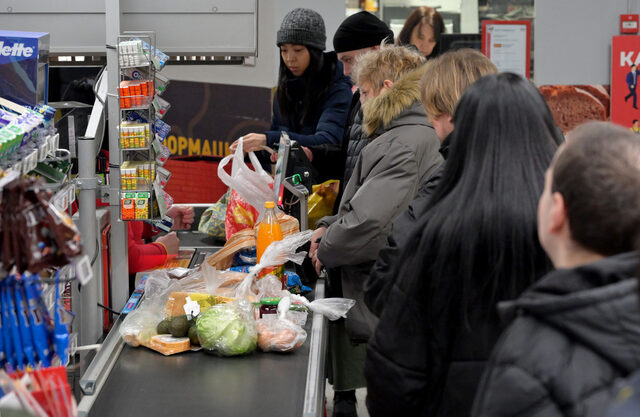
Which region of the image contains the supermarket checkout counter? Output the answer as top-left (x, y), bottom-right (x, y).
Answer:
top-left (77, 234), bottom-right (327, 417)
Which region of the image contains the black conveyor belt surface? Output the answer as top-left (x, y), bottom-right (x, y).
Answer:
top-left (89, 336), bottom-right (310, 417)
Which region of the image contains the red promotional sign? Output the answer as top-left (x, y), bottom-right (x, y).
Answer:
top-left (611, 35), bottom-right (640, 130)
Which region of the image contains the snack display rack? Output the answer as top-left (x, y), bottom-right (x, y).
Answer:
top-left (116, 33), bottom-right (158, 222)
top-left (116, 32), bottom-right (173, 225)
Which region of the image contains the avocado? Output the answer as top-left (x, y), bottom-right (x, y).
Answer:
top-left (188, 325), bottom-right (199, 346)
top-left (169, 315), bottom-right (189, 337)
top-left (156, 319), bottom-right (171, 334)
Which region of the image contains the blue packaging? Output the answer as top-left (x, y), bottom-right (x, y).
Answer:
top-left (53, 271), bottom-right (69, 366)
top-left (24, 273), bottom-right (51, 367)
top-left (1, 281), bottom-right (15, 369)
top-left (14, 276), bottom-right (36, 367)
top-left (0, 31), bottom-right (50, 107)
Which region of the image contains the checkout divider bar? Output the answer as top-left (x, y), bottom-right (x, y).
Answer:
top-left (77, 315), bottom-right (126, 416)
top-left (303, 278), bottom-right (328, 417)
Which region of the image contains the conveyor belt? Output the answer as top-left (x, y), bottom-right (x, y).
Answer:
top-left (78, 280), bottom-right (327, 417)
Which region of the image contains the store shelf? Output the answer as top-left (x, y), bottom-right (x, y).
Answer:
top-left (120, 146), bottom-right (151, 151)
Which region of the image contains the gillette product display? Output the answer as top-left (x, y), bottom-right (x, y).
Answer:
top-left (0, 31), bottom-right (50, 107)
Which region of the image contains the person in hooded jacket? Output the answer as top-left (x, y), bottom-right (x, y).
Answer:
top-left (364, 49), bottom-right (498, 317)
top-left (365, 73), bottom-right (563, 417)
top-left (308, 45), bottom-right (442, 416)
top-left (472, 121), bottom-right (640, 417)
top-left (229, 8), bottom-right (352, 182)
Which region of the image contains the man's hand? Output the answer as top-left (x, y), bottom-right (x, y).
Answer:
top-left (229, 133), bottom-right (267, 153)
top-left (167, 205), bottom-right (195, 230)
top-left (156, 231), bottom-right (179, 255)
top-left (312, 251), bottom-right (325, 276)
top-left (308, 226), bottom-right (327, 260)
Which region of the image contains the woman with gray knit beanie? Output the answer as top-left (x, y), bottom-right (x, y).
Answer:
top-left (230, 8), bottom-right (352, 182)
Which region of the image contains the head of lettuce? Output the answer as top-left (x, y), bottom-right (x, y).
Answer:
top-left (196, 303), bottom-right (258, 356)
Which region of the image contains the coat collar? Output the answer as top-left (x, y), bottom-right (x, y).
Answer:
top-left (362, 65), bottom-right (427, 137)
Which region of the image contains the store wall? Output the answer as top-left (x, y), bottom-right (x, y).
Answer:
top-left (535, 0), bottom-right (640, 85)
top-left (162, 0), bottom-right (346, 88)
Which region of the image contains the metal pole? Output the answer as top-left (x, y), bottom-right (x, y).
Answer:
top-left (76, 137), bottom-right (100, 351)
top-left (105, 0), bottom-right (129, 312)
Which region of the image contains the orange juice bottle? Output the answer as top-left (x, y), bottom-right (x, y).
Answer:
top-left (257, 201), bottom-right (284, 286)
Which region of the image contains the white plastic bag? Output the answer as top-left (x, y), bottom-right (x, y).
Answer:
top-left (235, 230), bottom-right (314, 301)
top-left (217, 137), bottom-right (274, 216)
top-left (257, 297), bottom-right (307, 353)
top-left (289, 293), bottom-right (356, 321)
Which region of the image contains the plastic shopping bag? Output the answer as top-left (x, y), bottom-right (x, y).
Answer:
top-left (225, 190), bottom-right (259, 240)
top-left (257, 297), bottom-right (307, 353)
top-left (234, 230), bottom-right (314, 302)
top-left (198, 189), bottom-right (230, 240)
top-left (217, 137), bottom-right (273, 217)
top-left (308, 180), bottom-right (339, 229)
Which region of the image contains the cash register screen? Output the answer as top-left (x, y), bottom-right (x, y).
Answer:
top-left (273, 133), bottom-right (290, 207)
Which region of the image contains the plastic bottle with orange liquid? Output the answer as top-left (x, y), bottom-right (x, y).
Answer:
top-left (257, 201), bottom-right (285, 287)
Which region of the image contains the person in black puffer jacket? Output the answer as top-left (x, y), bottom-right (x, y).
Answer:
top-left (472, 121), bottom-right (640, 417)
top-left (309, 11), bottom-right (394, 205)
top-left (364, 49), bottom-right (498, 317)
top-left (365, 73), bottom-right (563, 417)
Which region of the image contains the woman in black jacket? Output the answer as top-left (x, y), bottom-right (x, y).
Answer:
top-left (365, 73), bottom-right (563, 417)
top-left (230, 8), bottom-right (352, 182)
top-left (472, 122), bottom-right (640, 417)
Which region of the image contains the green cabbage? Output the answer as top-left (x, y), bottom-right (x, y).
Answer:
top-left (196, 304), bottom-right (257, 356)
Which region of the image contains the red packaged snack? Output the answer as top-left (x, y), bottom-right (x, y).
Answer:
top-left (225, 189), bottom-right (259, 241)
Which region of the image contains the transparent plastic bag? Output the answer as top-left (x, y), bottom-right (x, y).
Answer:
top-left (257, 297), bottom-right (307, 353)
top-left (217, 137), bottom-right (274, 217)
top-left (235, 230), bottom-right (314, 301)
top-left (196, 302), bottom-right (257, 356)
top-left (120, 268), bottom-right (216, 347)
top-left (289, 293), bottom-right (356, 321)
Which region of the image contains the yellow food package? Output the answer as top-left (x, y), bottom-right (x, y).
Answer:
top-left (165, 292), bottom-right (233, 318)
top-left (147, 335), bottom-right (191, 355)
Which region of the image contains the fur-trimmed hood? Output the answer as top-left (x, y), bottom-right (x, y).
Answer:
top-left (362, 65), bottom-right (428, 137)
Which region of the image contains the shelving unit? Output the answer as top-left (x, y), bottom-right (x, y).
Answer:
top-left (116, 32), bottom-right (159, 222)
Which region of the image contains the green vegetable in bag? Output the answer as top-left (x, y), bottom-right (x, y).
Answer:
top-left (196, 303), bottom-right (257, 356)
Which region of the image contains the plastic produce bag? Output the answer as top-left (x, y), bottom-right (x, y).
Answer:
top-left (257, 297), bottom-right (306, 353)
top-left (120, 268), bottom-right (220, 347)
top-left (196, 302), bottom-right (257, 356)
top-left (308, 180), bottom-right (339, 229)
top-left (235, 230), bottom-right (314, 301)
top-left (204, 214), bottom-right (300, 270)
top-left (218, 137), bottom-right (274, 237)
top-left (289, 293), bottom-right (356, 321)
top-left (198, 189), bottom-right (229, 240)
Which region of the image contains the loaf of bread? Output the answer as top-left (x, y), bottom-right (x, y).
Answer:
top-left (539, 85), bottom-right (609, 133)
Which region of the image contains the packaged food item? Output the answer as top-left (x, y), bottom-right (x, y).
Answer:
top-left (256, 201), bottom-right (284, 283)
top-left (121, 194), bottom-right (136, 220)
top-left (147, 335), bottom-right (191, 356)
top-left (165, 292), bottom-right (232, 318)
top-left (256, 297), bottom-right (306, 353)
top-left (135, 192), bottom-right (150, 219)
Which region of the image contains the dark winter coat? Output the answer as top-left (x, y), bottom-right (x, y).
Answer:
top-left (264, 52), bottom-right (352, 181)
top-left (364, 135), bottom-right (450, 317)
top-left (365, 220), bottom-right (505, 417)
top-left (472, 252), bottom-right (640, 417)
top-left (316, 65), bottom-right (443, 343)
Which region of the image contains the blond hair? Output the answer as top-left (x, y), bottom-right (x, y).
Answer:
top-left (352, 44), bottom-right (425, 92)
top-left (420, 49), bottom-right (498, 118)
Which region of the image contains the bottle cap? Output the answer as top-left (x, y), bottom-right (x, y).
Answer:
top-left (265, 201), bottom-right (275, 209)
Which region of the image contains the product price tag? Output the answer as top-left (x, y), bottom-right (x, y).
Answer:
top-left (183, 296), bottom-right (200, 320)
top-left (75, 255), bottom-right (93, 286)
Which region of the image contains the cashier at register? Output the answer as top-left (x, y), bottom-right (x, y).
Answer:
top-left (229, 8), bottom-right (352, 181)
top-left (127, 205), bottom-right (194, 274)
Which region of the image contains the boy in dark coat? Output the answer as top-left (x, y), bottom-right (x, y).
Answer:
top-left (472, 121), bottom-right (640, 417)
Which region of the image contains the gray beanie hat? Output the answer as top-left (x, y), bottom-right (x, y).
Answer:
top-left (277, 8), bottom-right (326, 51)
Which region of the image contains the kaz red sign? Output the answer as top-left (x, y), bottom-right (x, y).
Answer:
top-left (611, 35), bottom-right (640, 130)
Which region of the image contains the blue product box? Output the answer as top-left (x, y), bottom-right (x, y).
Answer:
top-left (0, 31), bottom-right (50, 107)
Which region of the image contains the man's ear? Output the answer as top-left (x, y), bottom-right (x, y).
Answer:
top-left (382, 79), bottom-right (394, 89)
top-left (549, 192), bottom-right (568, 234)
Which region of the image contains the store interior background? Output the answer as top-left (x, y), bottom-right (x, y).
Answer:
top-left (0, 0), bottom-right (632, 205)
